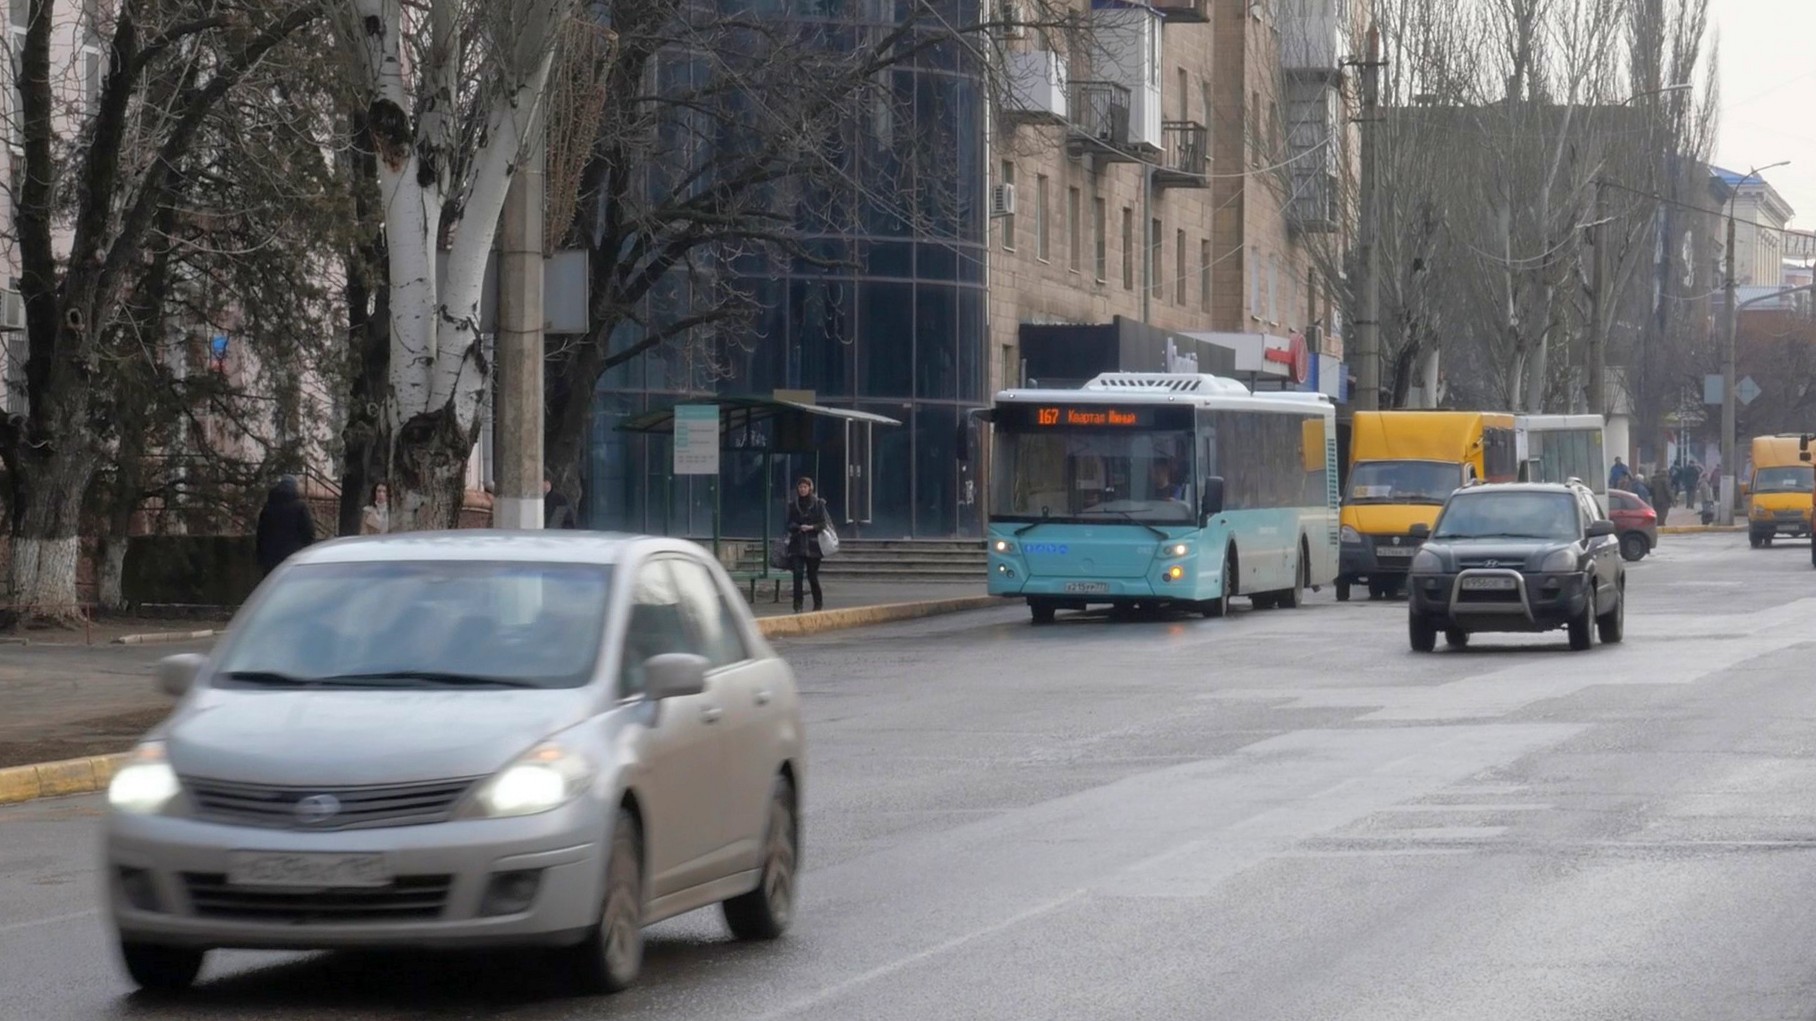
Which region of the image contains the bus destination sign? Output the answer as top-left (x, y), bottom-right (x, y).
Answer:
top-left (1036, 407), bottom-right (1143, 427)
top-left (998, 403), bottom-right (1191, 431)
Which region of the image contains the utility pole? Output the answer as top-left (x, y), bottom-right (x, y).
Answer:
top-left (494, 114), bottom-right (546, 531)
top-left (1353, 25), bottom-right (1382, 410)
top-left (1586, 178), bottom-right (1607, 416)
top-left (1718, 206), bottom-right (1737, 525)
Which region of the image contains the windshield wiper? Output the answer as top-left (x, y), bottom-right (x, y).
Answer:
top-left (1014, 509), bottom-right (1053, 537)
top-left (222, 670), bottom-right (314, 687)
top-left (313, 671), bottom-right (540, 689)
top-left (1082, 508), bottom-right (1169, 539)
top-left (1436, 532), bottom-right (1554, 541)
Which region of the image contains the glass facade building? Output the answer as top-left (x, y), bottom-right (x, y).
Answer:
top-left (585, 2), bottom-right (989, 539)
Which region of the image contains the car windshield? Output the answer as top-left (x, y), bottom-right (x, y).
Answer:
top-left (992, 428), bottom-right (1195, 523)
top-left (1346, 460), bottom-right (1462, 506)
top-left (214, 561), bottom-right (612, 689)
top-left (1433, 492), bottom-right (1581, 541)
top-left (1753, 465), bottom-right (1814, 494)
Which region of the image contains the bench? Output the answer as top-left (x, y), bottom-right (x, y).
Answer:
top-left (717, 540), bottom-right (784, 604)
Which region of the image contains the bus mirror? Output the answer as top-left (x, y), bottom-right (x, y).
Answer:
top-left (1201, 478), bottom-right (1225, 518)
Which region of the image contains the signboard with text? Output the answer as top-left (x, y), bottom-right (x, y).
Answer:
top-left (673, 404), bottom-right (720, 475)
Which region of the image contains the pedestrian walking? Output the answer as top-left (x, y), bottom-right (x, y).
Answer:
top-left (785, 476), bottom-right (829, 614)
top-left (1650, 467), bottom-right (1673, 521)
top-left (1697, 474), bottom-right (1715, 525)
top-left (543, 474), bottom-right (577, 529)
top-left (1632, 475), bottom-right (1653, 508)
top-left (1608, 457), bottom-right (1631, 490)
top-left (361, 483), bottom-right (389, 535)
top-left (1681, 463), bottom-right (1700, 508)
top-left (256, 475), bottom-right (317, 576)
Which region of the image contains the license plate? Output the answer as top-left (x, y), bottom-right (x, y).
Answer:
top-left (1063, 581), bottom-right (1109, 594)
top-left (1376, 546), bottom-right (1416, 557)
top-left (227, 851), bottom-right (391, 889)
top-left (1460, 576), bottom-right (1517, 591)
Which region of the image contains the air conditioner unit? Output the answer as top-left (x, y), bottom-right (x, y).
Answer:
top-left (990, 182), bottom-right (1017, 218)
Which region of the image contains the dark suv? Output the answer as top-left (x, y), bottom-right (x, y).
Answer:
top-left (1406, 482), bottom-right (1626, 652)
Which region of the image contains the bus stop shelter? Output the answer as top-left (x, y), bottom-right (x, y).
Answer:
top-left (618, 397), bottom-right (900, 598)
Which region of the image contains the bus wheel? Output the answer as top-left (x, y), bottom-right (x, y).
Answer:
top-left (1029, 601), bottom-right (1056, 625)
top-left (1335, 580), bottom-right (1351, 602)
top-left (1202, 553), bottom-right (1234, 618)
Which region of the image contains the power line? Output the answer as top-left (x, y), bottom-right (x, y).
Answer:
top-left (1596, 178), bottom-right (1813, 241)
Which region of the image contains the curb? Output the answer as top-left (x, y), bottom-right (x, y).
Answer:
top-left (0, 596), bottom-right (997, 807)
top-left (1657, 524), bottom-right (1747, 535)
top-left (0, 753), bottom-right (128, 806)
top-left (757, 595), bottom-right (999, 639)
top-left (114, 628), bottom-right (222, 646)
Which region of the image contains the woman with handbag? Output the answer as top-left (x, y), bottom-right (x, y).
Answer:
top-left (786, 476), bottom-right (831, 613)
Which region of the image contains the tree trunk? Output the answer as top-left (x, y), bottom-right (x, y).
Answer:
top-left (96, 532), bottom-right (129, 613)
top-left (543, 341), bottom-right (598, 518)
top-left (7, 460), bottom-right (94, 626)
top-left (390, 404), bottom-right (476, 531)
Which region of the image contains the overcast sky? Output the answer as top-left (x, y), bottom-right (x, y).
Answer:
top-left (1712, 0), bottom-right (1815, 228)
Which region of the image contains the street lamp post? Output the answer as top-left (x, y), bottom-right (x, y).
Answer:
top-left (1719, 160), bottom-right (1791, 525)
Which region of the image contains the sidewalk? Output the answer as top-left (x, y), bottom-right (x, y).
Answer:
top-left (0, 580), bottom-right (988, 773)
top-left (1656, 504), bottom-right (1746, 533)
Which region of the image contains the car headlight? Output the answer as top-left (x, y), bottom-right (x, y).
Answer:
top-left (1409, 549), bottom-right (1442, 573)
top-left (107, 743), bottom-right (181, 815)
top-left (1539, 548), bottom-right (1576, 573)
top-left (1340, 525), bottom-right (1362, 544)
top-left (992, 539), bottom-right (1017, 554)
top-left (469, 743), bottom-right (595, 819)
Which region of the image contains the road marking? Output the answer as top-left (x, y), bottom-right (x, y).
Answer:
top-left (0, 908), bottom-right (96, 935)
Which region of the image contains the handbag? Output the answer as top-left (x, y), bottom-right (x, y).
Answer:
top-left (819, 520), bottom-right (841, 557)
top-left (768, 537), bottom-right (790, 571)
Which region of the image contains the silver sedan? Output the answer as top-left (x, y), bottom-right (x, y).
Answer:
top-left (102, 531), bottom-right (804, 995)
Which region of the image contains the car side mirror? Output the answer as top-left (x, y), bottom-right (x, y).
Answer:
top-left (1409, 523), bottom-right (1431, 541)
top-left (156, 653), bottom-right (206, 698)
top-left (1201, 477), bottom-right (1225, 519)
top-left (645, 653), bottom-right (709, 701)
top-left (1585, 520), bottom-right (1616, 539)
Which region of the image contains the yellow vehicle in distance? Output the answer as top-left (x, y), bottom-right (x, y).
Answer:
top-left (1746, 434), bottom-right (1814, 548)
top-left (1338, 411), bottom-right (1519, 601)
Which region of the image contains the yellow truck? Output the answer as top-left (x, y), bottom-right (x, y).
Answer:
top-left (1338, 411), bottom-right (1518, 601)
top-left (1746, 434), bottom-right (1814, 548)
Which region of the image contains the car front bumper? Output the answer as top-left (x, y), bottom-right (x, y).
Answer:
top-left (1407, 569), bottom-right (1590, 632)
top-left (104, 798), bottom-right (607, 951)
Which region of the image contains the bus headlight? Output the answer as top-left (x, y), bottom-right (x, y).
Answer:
top-left (992, 539), bottom-right (1017, 554)
top-left (1340, 525), bottom-right (1362, 544)
top-left (1161, 542), bottom-right (1191, 558)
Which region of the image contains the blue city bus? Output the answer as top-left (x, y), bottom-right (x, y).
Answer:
top-left (984, 373), bottom-right (1339, 624)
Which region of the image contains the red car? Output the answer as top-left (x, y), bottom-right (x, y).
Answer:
top-left (1607, 489), bottom-right (1658, 561)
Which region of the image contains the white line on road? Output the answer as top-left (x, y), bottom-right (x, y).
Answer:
top-left (0, 908), bottom-right (97, 935)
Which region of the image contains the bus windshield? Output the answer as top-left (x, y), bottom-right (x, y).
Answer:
top-left (993, 428), bottom-right (1195, 523)
top-left (1753, 465), bottom-right (1814, 494)
top-left (1346, 460), bottom-right (1461, 506)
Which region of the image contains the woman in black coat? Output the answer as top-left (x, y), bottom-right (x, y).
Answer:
top-left (785, 476), bottom-right (828, 613)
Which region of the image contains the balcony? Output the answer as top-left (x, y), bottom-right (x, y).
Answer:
top-left (1153, 121), bottom-right (1208, 189)
top-left (1150, 0), bottom-right (1208, 23)
top-left (1066, 80), bottom-right (1136, 162)
top-left (1004, 50), bottom-right (1068, 124)
top-left (1288, 171), bottom-right (1340, 233)
top-left (1280, 10), bottom-right (1343, 79)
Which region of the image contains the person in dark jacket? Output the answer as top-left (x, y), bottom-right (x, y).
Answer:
top-left (543, 475), bottom-right (577, 529)
top-left (256, 475), bottom-right (316, 575)
top-left (785, 476), bottom-right (828, 613)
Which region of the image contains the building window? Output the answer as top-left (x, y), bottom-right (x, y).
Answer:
top-left (1035, 173), bottom-right (1050, 262)
top-left (1001, 344), bottom-right (1016, 390)
top-left (1067, 186), bottom-right (1081, 273)
top-left (1249, 90), bottom-right (1260, 166)
top-left (1000, 160), bottom-right (1015, 251)
top-left (1121, 206), bottom-right (1134, 290)
top-left (1093, 196), bottom-right (1107, 282)
top-left (1177, 68), bottom-right (1189, 121)
top-left (1150, 218), bottom-right (1162, 298)
top-left (1268, 254), bottom-right (1280, 323)
top-left (1175, 230), bottom-right (1186, 305)
top-left (1200, 239), bottom-right (1212, 311)
top-left (1249, 247), bottom-right (1261, 318)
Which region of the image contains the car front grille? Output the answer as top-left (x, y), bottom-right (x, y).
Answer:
top-left (1455, 559), bottom-right (1523, 571)
top-left (182, 776), bottom-right (479, 831)
top-left (182, 873), bottom-right (453, 923)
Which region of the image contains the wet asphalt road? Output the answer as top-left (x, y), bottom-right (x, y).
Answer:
top-left (6, 531), bottom-right (1816, 1020)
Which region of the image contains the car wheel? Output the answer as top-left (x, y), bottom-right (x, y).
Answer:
top-left (567, 809), bottom-right (644, 994)
top-left (1335, 580), bottom-right (1351, 602)
top-left (1597, 581), bottom-right (1625, 644)
top-left (1619, 533), bottom-right (1648, 562)
top-left (1445, 628), bottom-right (1470, 649)
top-left (1750, 533), bottom-right (1764, 549)
top-left (724, 775), bottom-right (799, 941)
top-left (1568, 583), bottom-right (1596, 652)
top-left (1409, 615), bottom-right (1437, 653)
top-left (1030, 601), bottom-right (1056, 625)
top-left (1368, 579), bottom-right (1389, 601)
top-left (119, 942), bottom-right (204, 994)
top-left (1764, 534), bottom-right (1775, 548)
